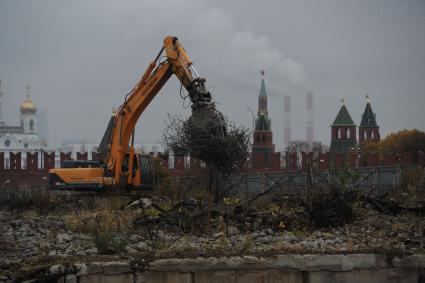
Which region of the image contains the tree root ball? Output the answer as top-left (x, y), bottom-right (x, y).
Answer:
top-left (162, 110), bottom-right (251, 174)
top-left (188, 106), bottom-right (227, 138)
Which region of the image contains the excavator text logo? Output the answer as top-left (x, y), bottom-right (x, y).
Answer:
top-left (142, 74), bottom-right (158, 96)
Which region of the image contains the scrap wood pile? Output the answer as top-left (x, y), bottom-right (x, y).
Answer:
top-left (364, 194), bottom-right (425, 215)
top-left (127, 183), bottom-right (425, 235)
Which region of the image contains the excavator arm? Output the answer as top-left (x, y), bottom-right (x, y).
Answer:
top-left (100, 36), bottom-right (218, 185)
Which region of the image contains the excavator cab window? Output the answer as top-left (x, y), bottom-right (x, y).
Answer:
top-left (122, 154), bottom-right (129, 173)
top-left (132, 154), bottom-right (139, 172)
top-left (139, 155), bottom-right (153, 187)
top-left (122, 153), bottom-right (139, 175)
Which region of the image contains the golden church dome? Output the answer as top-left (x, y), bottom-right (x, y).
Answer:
top-left (20, 95), bottom-right (37, 114)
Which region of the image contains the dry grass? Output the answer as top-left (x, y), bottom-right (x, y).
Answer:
top-left (0, 186), bottom-right (57, 213)
top-left (65, 195), bottom-right (139, 234)
top-left (64, 194), bottom-right (143, 254)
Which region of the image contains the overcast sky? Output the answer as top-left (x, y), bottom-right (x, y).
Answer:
top-left (0, 0), bottom-right (424, 150)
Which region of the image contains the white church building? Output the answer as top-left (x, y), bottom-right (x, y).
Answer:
top-left (0, 80), bottom-right (46, 168)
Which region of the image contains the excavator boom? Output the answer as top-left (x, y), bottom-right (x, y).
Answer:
top-left (106, 36), bottom-right (220, 185)
top-left (49, 36), bottom-right (225, 190)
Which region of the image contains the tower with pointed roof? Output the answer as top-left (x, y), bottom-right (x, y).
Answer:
top-left (359, 95), bottom-right (380, 145)
top-left (330, 99), bottom-right (357, 152)
top-left (252, 71), bottom-right (275, 168)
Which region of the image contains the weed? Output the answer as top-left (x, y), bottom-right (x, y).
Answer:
top-left (239, 235), bottom-right (254, 252)
top-left (352, 200), bottom-right (368, 220)
top-left (92, 230), bottom-right (128, 255)
top-left (64, 195), bottom-right (140, 254)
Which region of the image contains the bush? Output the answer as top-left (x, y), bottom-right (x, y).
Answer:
top-left (304, 189), bottom-right (358, 228)
top-left (92, 230), bottom-right (128, 255)
top-left (303, 163), bottom-right (363, 228)
top-left (65, 195), bottom-right (134, 255)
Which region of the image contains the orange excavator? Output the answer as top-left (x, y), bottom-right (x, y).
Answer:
top-left (49, 36), bottom-right (226, 191)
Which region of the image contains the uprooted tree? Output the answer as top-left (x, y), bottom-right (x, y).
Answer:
top-left (162, 113), bottom-right (251, 202)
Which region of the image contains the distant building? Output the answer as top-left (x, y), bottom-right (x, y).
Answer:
top-left (59, 140), bottom-right (162, 159)
top-left (59, 140), bottom-right (99, 155)
top-left (37, 109), bottom-right (48, 142)
top-left (330, 99), bottom-right (357, 152)
top-left (0, 82), bottom-right (46, 167)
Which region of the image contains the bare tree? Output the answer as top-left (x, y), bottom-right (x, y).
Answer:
top-left (162, 114), bottom-right (251, 202)
top-left (289, 140), bottom-right (329, 153)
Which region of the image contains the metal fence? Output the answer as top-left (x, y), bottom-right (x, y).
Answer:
top-left (174, 165), bottom-right (424, 197)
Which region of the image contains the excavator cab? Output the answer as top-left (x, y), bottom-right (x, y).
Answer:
top-left (120, 152), bottom-right (154, 190)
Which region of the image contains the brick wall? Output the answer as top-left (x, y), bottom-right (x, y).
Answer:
top-left (1, 150), bottom-right (424, 186)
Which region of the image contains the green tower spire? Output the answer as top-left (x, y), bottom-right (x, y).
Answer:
top-left (255, 70), bottom-right (270, 131)
top-left (259, 76), bottom-right (267, 97)
top-left (332, 100), bottom-right (356, 126)
top-left (360, 100), bottom-right (378, 127)
top-left (330, 99), bottom-right (357, 152)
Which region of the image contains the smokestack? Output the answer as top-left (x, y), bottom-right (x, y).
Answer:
top-left (283, 96), bottom-right (291, 147)
top-left (0, 79), bottom-right (4, 125)
top-left (306, 92), bottom-right (314, 146)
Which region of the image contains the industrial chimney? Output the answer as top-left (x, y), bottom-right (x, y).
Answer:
top-left (306, 92), bottom-right (314, 147)
top-left (283, 95), bottom-right (291, 147)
